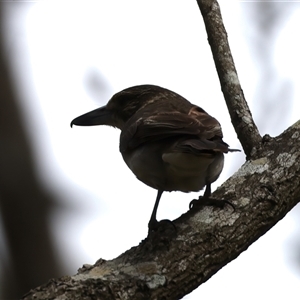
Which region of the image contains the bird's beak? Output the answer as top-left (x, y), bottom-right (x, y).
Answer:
top-left (70, 106), bottom-right (112, 127)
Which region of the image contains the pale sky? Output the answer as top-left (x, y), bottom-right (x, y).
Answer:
top-left (4, 1), bottom-right (300, 299)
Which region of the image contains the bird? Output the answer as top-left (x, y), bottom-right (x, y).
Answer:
top-left (71, 84), bottom-right (238, 234)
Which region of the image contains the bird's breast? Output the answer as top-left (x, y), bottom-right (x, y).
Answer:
top-left (122, 145), bottom-right (166, 191)
top-left (121, 143), bottom-right (224, 193)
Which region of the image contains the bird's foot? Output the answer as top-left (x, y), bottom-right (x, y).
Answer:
top-left (189, 196), bottom-right (235, 211)
top-left (143, 219), bottom-right (177, 251)
top-left (148, 218), bottom-right (176, 236)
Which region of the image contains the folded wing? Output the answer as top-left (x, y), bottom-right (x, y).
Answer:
top-left (120, 105), bottom-right (230, 154)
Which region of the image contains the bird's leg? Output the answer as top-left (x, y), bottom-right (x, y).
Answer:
top-left (148, 190), bottom-right (176, 235)
top-left (148, 190), bottom-right (163, 232)
top-left (189, 183), bottom-right (235, 211)
top-left (203, 182), bottom-right (211, 199)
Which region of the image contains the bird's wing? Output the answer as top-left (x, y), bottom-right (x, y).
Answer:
top-left (120, 106), bottom-right (229, 153)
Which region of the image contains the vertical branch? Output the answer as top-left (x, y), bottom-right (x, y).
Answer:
top-left (0, 4), bottom-right (63, 298)
top-left (196, 0), bottom-right (262, 159)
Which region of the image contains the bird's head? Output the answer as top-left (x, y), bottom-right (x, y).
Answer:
top-left (71, 85), bottom-right (166, 130)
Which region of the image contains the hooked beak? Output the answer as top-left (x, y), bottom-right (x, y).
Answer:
top-left (70, 106), bottom-right (113, 127)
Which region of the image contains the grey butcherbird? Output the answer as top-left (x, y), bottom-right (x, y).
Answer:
top-left (71, 85), bottom-right (238, 234)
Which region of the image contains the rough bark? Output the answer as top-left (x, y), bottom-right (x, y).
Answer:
top-left (22, 121), bottom-right (300, 299)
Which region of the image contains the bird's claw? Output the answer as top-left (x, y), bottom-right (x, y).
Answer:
top-left (148, 219), bottom-right (176, 236)
top-left (189, 197), bottom-right (235, 211)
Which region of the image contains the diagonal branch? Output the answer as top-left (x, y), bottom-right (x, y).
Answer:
top-left (196, 0), bottom-right (262, 158)
top-left (22, 121), bottom-right (300, 299)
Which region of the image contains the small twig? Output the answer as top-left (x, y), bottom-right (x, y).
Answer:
top-left (196, 0), bottom-right (262, 159)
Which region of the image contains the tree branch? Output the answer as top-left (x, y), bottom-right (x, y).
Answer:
top-left (196, 0), bottom-right (262, 158)
top-left (22, 121), bottom-right (300, 300)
